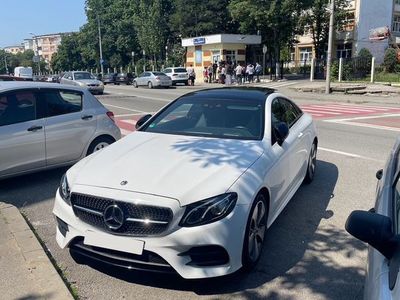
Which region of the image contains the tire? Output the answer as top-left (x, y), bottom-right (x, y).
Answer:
top-left (184, 81), bottom-right (188, 86)
top-left (242, 193), bottom-right (268, 271)
top-left (148, 81), bottom-right (153, 89)
top-left (303, 142), bottom-right (317, 184)
top-left (133, 81), bottom-right (138, 88)
top-left (86, 136), bottom-right (115, 156)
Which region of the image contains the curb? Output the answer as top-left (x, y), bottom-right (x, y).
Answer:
top-left (0, 202), bottom-right (73, 300)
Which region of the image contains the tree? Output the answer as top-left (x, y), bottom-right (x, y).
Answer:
top-left (383, 48), bottom-right (398, 73)
top-left (300, 0), bottom-right (349, 59)
top-left (51, 33), bottom-right (84, 71)
top-left (229, 0), bottom-right (309, 64)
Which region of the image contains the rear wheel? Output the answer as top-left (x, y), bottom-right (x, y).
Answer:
top-left (304, 142), bottom-right (317, 184)
top-left (133, 81), bottom-right (138, 88)
top-left (148, 81), bottom-right (153, 89)
top-left (87, 136), bottom-right (115, 156)
top-left (242, 193), bottom-right (268, 270)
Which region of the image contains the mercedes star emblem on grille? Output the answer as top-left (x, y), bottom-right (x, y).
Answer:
top-left (103, 204), bottom-right (125, 230)
top-left (120, 180), bottom-right (128, 185)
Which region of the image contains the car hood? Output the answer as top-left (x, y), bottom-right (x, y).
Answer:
top-left (70, 131), bottom-right (264, 206)
top-left (76, 79), bottom-right (101, 85)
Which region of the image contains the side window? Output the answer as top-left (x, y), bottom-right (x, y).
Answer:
top-left (281, 99), bottom-right (302, 127)
top-left (271, 99), bottom-right (286, 127)
top-left (42, 90), bottom-right (82, 117)
top-left (0, 91), bottom-right (37, 126)
top-left (164, 69), bottom-right (171, 73)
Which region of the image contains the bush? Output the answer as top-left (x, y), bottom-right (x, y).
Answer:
top-left (383, 48), bottom-right (398, 72)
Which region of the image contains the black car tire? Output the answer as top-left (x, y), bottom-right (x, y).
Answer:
top-left (134, 81), bottom-right (138, 88)
top-left (242, 193), bottom-right (268, 271)
top-left (184, 81), bottom-right (189, 86)
top-left (87, 136), bottom-right (115, 156)
top-left (148, 81), bottom-right (153, 89)
top-left (303, 142), bottom-right (317, 184)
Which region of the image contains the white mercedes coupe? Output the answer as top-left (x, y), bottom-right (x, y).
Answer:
top-left (53, 87), bottom-right (318, 279)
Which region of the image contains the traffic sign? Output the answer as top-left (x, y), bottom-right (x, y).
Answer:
top-left (262, 45), bottom-right (268, 54)
top-left (100, 59), bottom-right (105, 65)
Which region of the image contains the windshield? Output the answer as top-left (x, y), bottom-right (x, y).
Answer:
top-left (153, 72), bottom-right (167, 76)
top-left (174, 68), bottom-right (187, 73)
top-left (141, 96), bottom-right (265, 140)
top-left (74, 72), bottom-right (95, 80)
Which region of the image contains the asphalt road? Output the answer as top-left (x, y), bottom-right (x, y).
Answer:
top-left (1, 82), bottom-right (399, 300)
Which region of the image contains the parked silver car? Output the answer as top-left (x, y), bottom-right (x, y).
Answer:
top-left (162, 67), bottom-right (189, 86)
top-left (346, 137), bottom-right (400, 300)
top-left (133, 71), bottom-right (172, 88)
top-left (60, 71), bottom-right (104, 94)
top-left (0, 82), bottom-right (120, 179)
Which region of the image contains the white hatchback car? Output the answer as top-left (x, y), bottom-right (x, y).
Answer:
top-left (0, 82), bottom-right (120, 179)
top-left (53, 87), bottom-right (317, 279)
top-left (346, 138), bottom-right (400, 300)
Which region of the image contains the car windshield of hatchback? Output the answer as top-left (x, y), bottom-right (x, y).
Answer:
top-left (74, 72), bottom-right (95, 80)
top-left (141, 96), bottom-right (265, 140)
top-left (174, 68), bottom-right (187, 73)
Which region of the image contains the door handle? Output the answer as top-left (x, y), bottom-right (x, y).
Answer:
top-left (297, 132), bottom-right (303, 138)
top-left (81, 115), bottom-right (93, 120)
top-left (27, 125), bottom-right (43, 132)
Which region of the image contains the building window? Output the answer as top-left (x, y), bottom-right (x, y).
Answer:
top-left (342, 12), bottom-right (355, 31)
top-left (395, 0), bottom-right (400, 5)
top-left (336, 43), bottom-right (352, 58)
top-left (290, 51), bottom-right (295, 61)
top-left (393, 15), bottom-right (400, 32)
top-left (299, 47), bottom-right (313, 61)
top-left (225, 50), bottom-right (236, 64)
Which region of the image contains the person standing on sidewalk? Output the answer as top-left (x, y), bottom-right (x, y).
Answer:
top-left (207, 64), bottom-right (213, 83)
top-left (255, 62), bottom-right (262, 83)
top-left (235, 64), bottom-right (243, 85)
top-left (212, 61), bottom-right (218, 82)
top-left (187, 64), bottom-right (196, 86)
top-left (246, 64), bottom-right (255, 83)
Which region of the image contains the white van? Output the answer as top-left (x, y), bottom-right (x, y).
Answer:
top-left (14, 67), bottom-right (33, 79)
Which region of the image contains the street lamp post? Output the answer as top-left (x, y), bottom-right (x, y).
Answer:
top-left (29, 33), bottom-right (41, 75)
top-left (143, 50), bottom-right (146, 72)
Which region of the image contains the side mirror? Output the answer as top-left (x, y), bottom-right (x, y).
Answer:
top-left (274, 122), bottom-right (289, 146)
top-left (346, 210), bottom-right (395, 259)
top-left (135, 114), bottom-right (152, 129)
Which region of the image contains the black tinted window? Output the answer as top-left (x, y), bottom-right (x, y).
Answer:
top-left (271, 98), bottom-right (302, 128)
top-left (0, 91), bottom-right (37, 126)
top-left (174, 68), bottom-right (187, 73)
top-left (42, 90), bottom-right (82, 117)
top-left (282, 99), bottom-right (302, 126)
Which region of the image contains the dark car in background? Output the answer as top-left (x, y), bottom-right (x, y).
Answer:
top-left (102, 73), bottom-right (117, 85)
top-left (115, 73), bottom-right (135, 85)
top-left (0, 75), bottom-right (32, 81)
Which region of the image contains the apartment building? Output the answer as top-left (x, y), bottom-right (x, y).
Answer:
top-left (30, 33), bottom-right (65, 63)
top-left (3, 45), bottom-right (24, 54)
top-left (293, 0), bottom-right (400, 64)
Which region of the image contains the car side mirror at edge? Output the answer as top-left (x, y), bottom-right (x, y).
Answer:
top-left (274, 122), bottom-right (289, 146)
top-left (346, 210), bottom-right (397, 260)
top-left (135, 114), bottom-right (152, 129)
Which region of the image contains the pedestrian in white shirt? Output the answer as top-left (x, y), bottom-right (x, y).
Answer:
top-left (235, 64), bottom-right (243, 85)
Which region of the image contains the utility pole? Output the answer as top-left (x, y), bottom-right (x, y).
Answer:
top-left (97, 14), bottom-right (104, 76)
top-left (30, 33), bottom-right (41, 75)
top-left (325, 0), bottom-right (335, 94)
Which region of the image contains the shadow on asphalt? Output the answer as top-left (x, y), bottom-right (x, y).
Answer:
top-left (0, 167), bottom-right (68, 208)
top-left (67, 159), bottom-right (363, 299)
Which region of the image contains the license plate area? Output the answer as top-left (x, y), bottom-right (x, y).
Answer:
top-left (84, 230), bottom-right (144, 255)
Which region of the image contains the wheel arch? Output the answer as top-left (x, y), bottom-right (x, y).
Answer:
top-left (85, 134), bottom-right (116, 156)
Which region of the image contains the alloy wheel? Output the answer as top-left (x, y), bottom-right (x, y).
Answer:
top-left (248, 199), bottom-right (266, 262)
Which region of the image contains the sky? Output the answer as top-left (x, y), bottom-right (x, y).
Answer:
top-left (0, 0), bottom-right (87, 48)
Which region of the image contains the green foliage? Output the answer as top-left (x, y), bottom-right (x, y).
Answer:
top-left (0, 49), bottom-right (47, 74)
top-left (300, 0), bottom-right (350, 59)
top-left (358, 48), bottom-right (372, 60)
top-left (383, 48), bottom-right (398, 73)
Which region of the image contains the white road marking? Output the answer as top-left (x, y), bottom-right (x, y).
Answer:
top-left (118, 119), bottom-right (137, 125)
top-left (324, 113), bottom-right (400, 122)
top-left (262, 81), bottom-right (298, 88)
top-left (302, 109), bottom-right (341, 115)
top-left (324, 113), bottom-right (400, 132)
top-left (307, 105), bottom-right (378, 113)
top-left (115, 113), bottom-right (148, 117)
top-left (120, 128), bottom-right (131, 136)
top-left (102, 103), bottom-right (152, 113)
top-left (319, 147), bottom-right (383, 162)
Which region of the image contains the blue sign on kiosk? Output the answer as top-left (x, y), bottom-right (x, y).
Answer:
top-left (193, 37), bottom-right (205, 45)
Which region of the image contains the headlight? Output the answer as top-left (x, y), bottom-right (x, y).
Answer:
top-left (180, 193), bottom-right (237, 227)
top-left (59, 174), bottom-right (71, 205)
top-left (78, 82), bottom-right (86, 87)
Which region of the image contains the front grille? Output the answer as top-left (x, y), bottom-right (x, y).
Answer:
top-left (70, 238), bottom-right (175, 273)
top-left (70, 193), bottom-right (173, 236)
top-left (87, 84), bottom-right (99, 87)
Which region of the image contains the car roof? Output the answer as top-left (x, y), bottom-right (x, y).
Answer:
top-left (0, 81), bottom-right (85, 93)
top-left (181, 87), bottom-right (275, 101)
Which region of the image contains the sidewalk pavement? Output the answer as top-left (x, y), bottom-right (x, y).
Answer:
top-left (0, 202), bottom-right (73, 300)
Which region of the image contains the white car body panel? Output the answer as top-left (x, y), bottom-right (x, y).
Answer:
top-left (53, 89), bottom-right (317, 279)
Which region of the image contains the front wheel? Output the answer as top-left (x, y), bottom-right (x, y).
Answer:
top-left (242, 193), bottom-right (267, 271)
top-left (148, 81), bottom-right (153, 89)
top-left (304, 142), bottom-right (317, 184)
top-left (86, 136), bottom-right (115, 156)
top-left (133, 81), bottom-right (138, 88)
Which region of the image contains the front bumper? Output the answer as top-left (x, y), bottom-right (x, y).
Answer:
top-left (86, 85), bottom-right (104, 93)
top-left (53, 186), bottom-right (248, 279)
